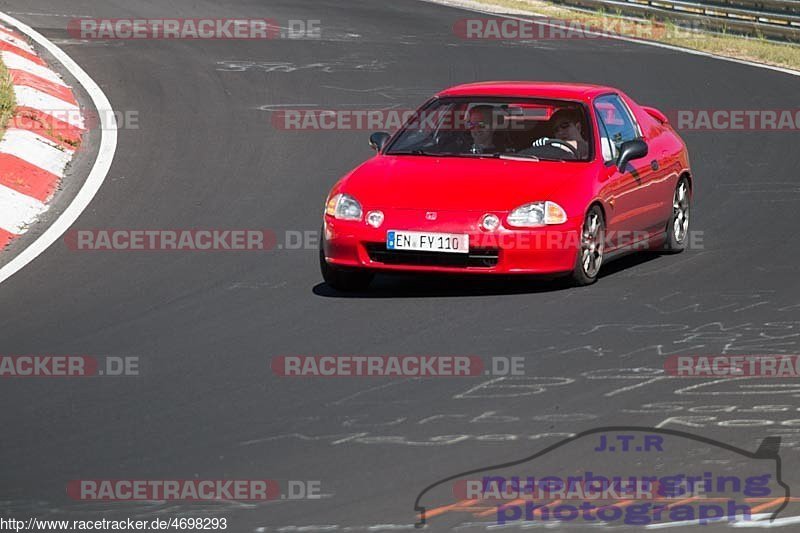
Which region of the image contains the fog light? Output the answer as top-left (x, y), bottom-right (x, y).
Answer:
top-left (481, 213), bottom-right (500, 231)
top-left (366, 210), bottom-right (384, 228)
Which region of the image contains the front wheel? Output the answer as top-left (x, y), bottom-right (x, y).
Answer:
top-left (569, 205), bottom-right (605, 286)
top-left (662, 177), bottom-right (691, 253)
top-left (319, 247), bottom-right (374, 292)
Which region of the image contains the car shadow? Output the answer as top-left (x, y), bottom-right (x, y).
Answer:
top-left (598, 250), bottom-right (663, 278)
top-left (313, 251), bottom-right (665, 298)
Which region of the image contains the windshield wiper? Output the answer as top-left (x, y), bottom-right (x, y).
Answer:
top-left (459, 152), bottom-right (502, 158)
top-left (466, 152), bottom-right (542, 161)
top-left (534, 157), bottom-right (567, 162)
top-left (388, 149), bottom-right (433, 156)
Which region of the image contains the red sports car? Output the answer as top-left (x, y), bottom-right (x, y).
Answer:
top-left (320, 82), bottom-right (692, 290)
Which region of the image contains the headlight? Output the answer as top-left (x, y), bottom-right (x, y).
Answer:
top-left (507, 201), bottom-right (567, 227)
top-left (325, 193), bottom-right (363, 220)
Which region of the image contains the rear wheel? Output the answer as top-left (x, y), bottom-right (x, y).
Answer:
top-left (319, 245), bottom-right (374, 292)
top-left (569, 205), bottom-right (605, 286)
top-left (662, 177), bottom-right (691, 253)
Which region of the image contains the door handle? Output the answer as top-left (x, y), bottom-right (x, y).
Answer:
top-left (650, 160), bottom-right (659, 171)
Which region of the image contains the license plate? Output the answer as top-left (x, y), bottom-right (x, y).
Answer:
top-left (386, 230), bottom-right (469, 254)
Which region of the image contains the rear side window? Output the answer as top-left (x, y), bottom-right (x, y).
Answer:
top-left (594, 94), bottom-right (639, 162)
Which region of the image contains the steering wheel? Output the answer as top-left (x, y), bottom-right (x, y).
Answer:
top-left (534, 138), bottom-right (580, 158)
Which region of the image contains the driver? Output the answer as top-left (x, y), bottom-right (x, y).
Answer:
top-left (465, 105), bottom-right (501, 154)
top-left (531, 108), bottom-right (588, 159)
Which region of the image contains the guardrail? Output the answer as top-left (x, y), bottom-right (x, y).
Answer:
top-left (550, 0), bottom-right (800, 41)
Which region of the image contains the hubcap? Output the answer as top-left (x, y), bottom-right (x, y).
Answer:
top-left (672, 181), bottom-right (690, 243)
top-left (581, 211), bottom-right (604, 278)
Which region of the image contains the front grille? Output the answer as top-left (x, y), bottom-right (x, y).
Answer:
top-left (365, 244), bottom-right (499, 268)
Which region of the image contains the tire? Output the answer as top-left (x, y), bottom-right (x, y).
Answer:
top-left (319, 246), bottom-right (374, 292)
top-left (662, 177), bottom-right (691, 253)
top-left (569, 205), bottom-right (605, 286)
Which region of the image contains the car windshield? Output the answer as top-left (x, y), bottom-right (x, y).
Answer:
top-left (385, 97), bottom-right (592, 162)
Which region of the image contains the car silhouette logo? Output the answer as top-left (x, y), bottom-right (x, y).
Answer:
top-left (413, 426), bottom-right (790, 528)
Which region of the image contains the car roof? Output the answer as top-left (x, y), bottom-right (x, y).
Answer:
top-left (437, 81), bottom-right (619, 101)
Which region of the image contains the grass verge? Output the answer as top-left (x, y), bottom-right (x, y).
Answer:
top-left (0, 58), bottom-right (15, 141)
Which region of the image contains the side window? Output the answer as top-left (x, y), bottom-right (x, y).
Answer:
top-left (594, 95), bottom-right (639, 163)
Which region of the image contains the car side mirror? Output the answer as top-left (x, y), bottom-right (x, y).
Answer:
top-left (369, 132), bottom-right (391, 152)
top-left (616, 139), bottom-right (648, 171)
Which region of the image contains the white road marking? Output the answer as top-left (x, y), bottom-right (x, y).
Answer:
top-left (647, 514), bottom-right (778, 528)
top-left (6, 12), bottom-right (93, 18)
top-left (733, 514), bottom-right (800, 527)
top-left (0, 11), bottom-right (117, 285)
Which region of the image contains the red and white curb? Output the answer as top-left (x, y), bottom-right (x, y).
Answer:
top-left (0, 11), bottom-right (116, 287)
top-left (0, 23), bottom-right (85, 250)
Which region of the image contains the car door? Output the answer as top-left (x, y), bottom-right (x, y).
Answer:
top-left (594, 94), bottom-right (658, 251)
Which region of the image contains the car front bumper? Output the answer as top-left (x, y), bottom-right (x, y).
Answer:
top-left (322, 213), bottom-right (581, 275)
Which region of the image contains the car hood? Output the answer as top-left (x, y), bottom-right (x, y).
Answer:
top-left (340, 155), bottom-right (588, 211)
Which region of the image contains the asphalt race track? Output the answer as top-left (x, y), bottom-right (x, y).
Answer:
top-left (1, 0), bottom-right (799, 531)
